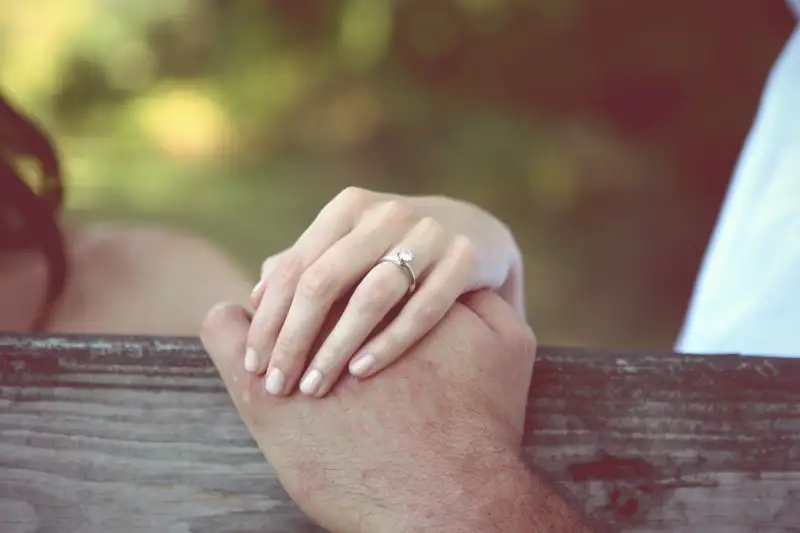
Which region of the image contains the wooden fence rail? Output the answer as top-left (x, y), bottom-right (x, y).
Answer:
top-left (1, 334), bottom-right (799, 532)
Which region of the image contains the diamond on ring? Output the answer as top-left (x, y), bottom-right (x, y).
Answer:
top-left (397, 248), bottom-right (414, 263)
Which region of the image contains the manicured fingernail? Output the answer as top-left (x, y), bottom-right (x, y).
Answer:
top-left (244, 347), bottom-right (259, 372)
top-left (251, 279), bottom-right (264, 298)
top-left (350, 354), bottom-right (375, 377)
top-left (265, 367), bottom-right (286, 395)
top-left (299, 369), bottom-right (323, 396)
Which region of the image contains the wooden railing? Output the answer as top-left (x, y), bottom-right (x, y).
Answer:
top-left (1, 334), bottom-right (799, 532)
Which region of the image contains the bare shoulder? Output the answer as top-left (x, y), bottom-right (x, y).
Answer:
top-left (47, 223), bottom-right (255, 335)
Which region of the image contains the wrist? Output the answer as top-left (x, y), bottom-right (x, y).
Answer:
top-left (449, 454), bottom-right (540, 533)
top-left (362, 450), bottom-right (590, 533)
top-left (450, 462), bottom-right (593, 533)
top-left (449, 454), bottom-right (547, 533)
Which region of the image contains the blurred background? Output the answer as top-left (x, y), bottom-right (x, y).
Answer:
top-left (1, 0), bottom-right (795, 348)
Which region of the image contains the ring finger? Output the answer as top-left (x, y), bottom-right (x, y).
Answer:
top-left (298, 218), bottom-right (447, 397)
top-left (259, 204), bottom-right (416, 395)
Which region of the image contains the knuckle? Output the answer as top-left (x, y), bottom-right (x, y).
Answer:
top-left (298, 263), bottom-right (336, 298)
top-left (383, 322), bottom-right (411, 348)
top-left (272, 334), bottom-right (301, 361)
top-left (337, 186), bottom-right (369, 207)
top-left (357, 276), bottom-right (395, 312)
top-left (307, 349), bottom-right (339, 374)
top-left (201, 301), bottom-right (241, 333)
top-left (378, 199), bottom-right (414, 224)
top-left (415, 298), bottom-right (445, 325)
top-left (415, 216), bottom-right (443, 237)
top-left (510, 323), bottom-right (538, 358)
top-left (260, 250), bottom-right (287, 279)
top-left (273, 252), bottom-right (304, 285)
top-left (246, 319), bottom-right (273, 352)
top-left (260, 260), bottom-right (274, 280)
top-left (450, 235), bottom-right (478, 267)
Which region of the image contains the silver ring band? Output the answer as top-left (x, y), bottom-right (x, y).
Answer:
top-left (377, 248), bottom-right (416, 294)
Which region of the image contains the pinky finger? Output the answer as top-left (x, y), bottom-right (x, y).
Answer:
top-left (349, 239), bottom-right (475, 378)
top-left (250, 278), bottom-right (267, 309)
top-left (250, 250), bottom-right (289, 308)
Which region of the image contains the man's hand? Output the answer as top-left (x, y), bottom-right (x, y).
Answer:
top-left (201, 291), bottom-right (588, 532)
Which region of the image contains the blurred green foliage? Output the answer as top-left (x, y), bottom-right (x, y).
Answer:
top-left (0, 0), bottom-right (793, 347)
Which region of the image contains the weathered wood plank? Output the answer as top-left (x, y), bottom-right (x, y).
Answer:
top-left (1, 334), bottom-right (799, 532)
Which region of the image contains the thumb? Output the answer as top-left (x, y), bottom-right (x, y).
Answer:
top-left (201, 302), bottom-right (266, 418)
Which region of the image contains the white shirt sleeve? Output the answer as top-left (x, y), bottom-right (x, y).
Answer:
top-left (677, 24), bottom-right (800, 357)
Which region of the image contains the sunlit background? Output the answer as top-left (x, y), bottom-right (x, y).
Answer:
top-left (1, 0), bottom-right (794, 347)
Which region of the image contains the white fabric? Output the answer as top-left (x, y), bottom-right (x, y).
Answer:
top-left (677, 21), bottom-right (800, 357)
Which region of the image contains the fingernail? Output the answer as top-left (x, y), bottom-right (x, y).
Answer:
top-left (251, 279), bottom-right (264, 298)
top-left (244, 347), bottom-right (259, 372)
top-left (350, 354), bottom-right (375, 377)
top-left (299, 369), bottom-right (323, 396)
top-left (265, 367), bottom-right (286, 395)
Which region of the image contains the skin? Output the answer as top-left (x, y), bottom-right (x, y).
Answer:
top-left (245, 187), bottom-right (526, 399)
top-left (202, 290), bottom-right (597, 533)
top-left (0, 221), bottom-right (253, 334)
top-left (1, 198), bottom-right (596, 530)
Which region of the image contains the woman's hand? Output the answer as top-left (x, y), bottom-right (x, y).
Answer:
top-left (245, 187), bottom-right (524, 398)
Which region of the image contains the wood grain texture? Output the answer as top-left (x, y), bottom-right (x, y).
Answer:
top-left (1, 334), bottom-right (799, 533)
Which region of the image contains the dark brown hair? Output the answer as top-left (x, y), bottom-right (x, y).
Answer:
top-left (0, 94), bottom-right (67, 331)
